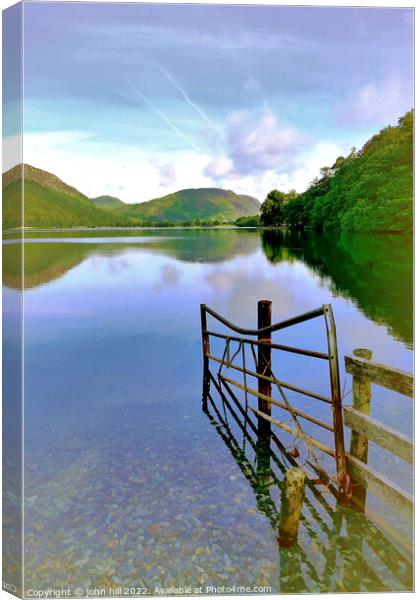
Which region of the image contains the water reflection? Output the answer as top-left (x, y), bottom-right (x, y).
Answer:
top-left (1, 229), bottom-right (413, 593)
top-left (3, 230), bottom-right (259, 290)
top-left (261, 230), bottom-right (413, 347)
top-left (3, 229), bottom-right (412, 350)
top-left (2, 238), bottom-right (23, 595)
top-left (203, 375), bottom-right (413, 592)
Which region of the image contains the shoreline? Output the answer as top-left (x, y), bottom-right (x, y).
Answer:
top-left (3, 226), bottom-right (412, 235)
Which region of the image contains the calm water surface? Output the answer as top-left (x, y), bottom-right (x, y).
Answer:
top-left (3, 229), bottom-right (413, 593)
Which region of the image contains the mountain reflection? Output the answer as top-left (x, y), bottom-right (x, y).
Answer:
top-left (2, 230), bottom-right (259, 290)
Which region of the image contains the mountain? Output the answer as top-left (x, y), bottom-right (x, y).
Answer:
top-left (2, 165), bottom-right (261, 229)
top-left (114, 188), bottom-right (261, 223)
top-left (90, 195), bottom-right (126, 211)
top-left (2, 164), bottom-right (129, 229)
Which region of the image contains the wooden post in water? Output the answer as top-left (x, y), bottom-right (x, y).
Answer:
top-left (279, 467), bottom-right (306, 547)
top-left (350, 348), bottom-right (373, 461)
top-left (200, 304), bottom-right (210, 398)
top-left (349, 348), bottom-right (373, 510)
top-left (257, 300), bottom-right (272, 436)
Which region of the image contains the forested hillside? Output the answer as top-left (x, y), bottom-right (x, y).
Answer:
top-left (261, 110), bottom-right (413, 232)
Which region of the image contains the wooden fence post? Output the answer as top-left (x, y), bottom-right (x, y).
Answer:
top-left (279, 467), bottom-right (306, 547)
top-left (349, 347), bottom-right (372, 510)
top-left (257, 300), bottom-right (272, 435)
top-left (350, 348), bottom-right (373, 462)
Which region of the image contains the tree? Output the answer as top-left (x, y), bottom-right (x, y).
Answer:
top-left (260, 190), bottom-right (295, 226)
top-left (284, 195), bottom-right (305, 228)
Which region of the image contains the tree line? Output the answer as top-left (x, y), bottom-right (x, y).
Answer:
top-left (238, 110), bottom-right (413, 233)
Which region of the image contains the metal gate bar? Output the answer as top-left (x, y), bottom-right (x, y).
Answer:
top-left (200, 300), bottom-right (348, 495)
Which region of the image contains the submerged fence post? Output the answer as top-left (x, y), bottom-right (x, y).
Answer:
top-left (279, 467), bottom-right (306, 547)
top-left (257, 300), bottom-right (272, 435)
top-left (350, 348), bottom-right (373, 462)
top-left (200, 304), bottom-right (210, 397)
top-left (349, 348), bottom-right (373, 510)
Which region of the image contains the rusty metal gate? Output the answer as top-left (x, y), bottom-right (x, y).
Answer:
top-left (200, 300), bottom-right (348, 496)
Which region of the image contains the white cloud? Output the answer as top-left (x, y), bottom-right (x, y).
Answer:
top-left (204, 108), bottom-right (307, 180)
top-left (204, 156), bottom-right (234, 179)
top-left (26, 130), bottom-right (96, 146)
top-left (203, 140), bottom-right (347, 201)
top-left (157, 163), bottom-right (177, 188)
top-left (2, 134), bottom-right (22, 172)
top-left (284, 142), bottom-right (348, 191)
top-left (336, 75), bottom-right (412, 127)
top-left (200, 108), bottom-right (348, 199)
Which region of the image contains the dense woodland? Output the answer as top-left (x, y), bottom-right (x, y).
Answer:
top-left (248, 110), bottom-right (413, 232)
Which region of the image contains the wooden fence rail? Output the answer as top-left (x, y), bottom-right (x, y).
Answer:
top-left (344, 348), bottom-right (414, 519)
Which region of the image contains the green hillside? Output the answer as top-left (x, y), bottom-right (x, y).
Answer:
top-left (114, 188), bottom-right (260, 224)
top-left (2, 165), bottom-right (129, 229)
top-left (2, 165), bottom-right (261, 229)
top-left (279, 110), bottom-right (413, 232)
top-left (90, 195), bottom-right (126, 211)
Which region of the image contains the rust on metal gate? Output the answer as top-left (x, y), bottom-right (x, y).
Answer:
top-left (200, 300), bottom-right (348, 498)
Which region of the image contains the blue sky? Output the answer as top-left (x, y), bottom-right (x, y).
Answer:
top-left (4, 1), bottom-right (414, 202)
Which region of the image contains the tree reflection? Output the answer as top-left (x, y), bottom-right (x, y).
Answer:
top-left (261, 229), bottom-right (413, 347)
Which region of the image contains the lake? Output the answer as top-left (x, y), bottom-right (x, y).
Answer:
top-left (2, 228), bottom-right (413, 593)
